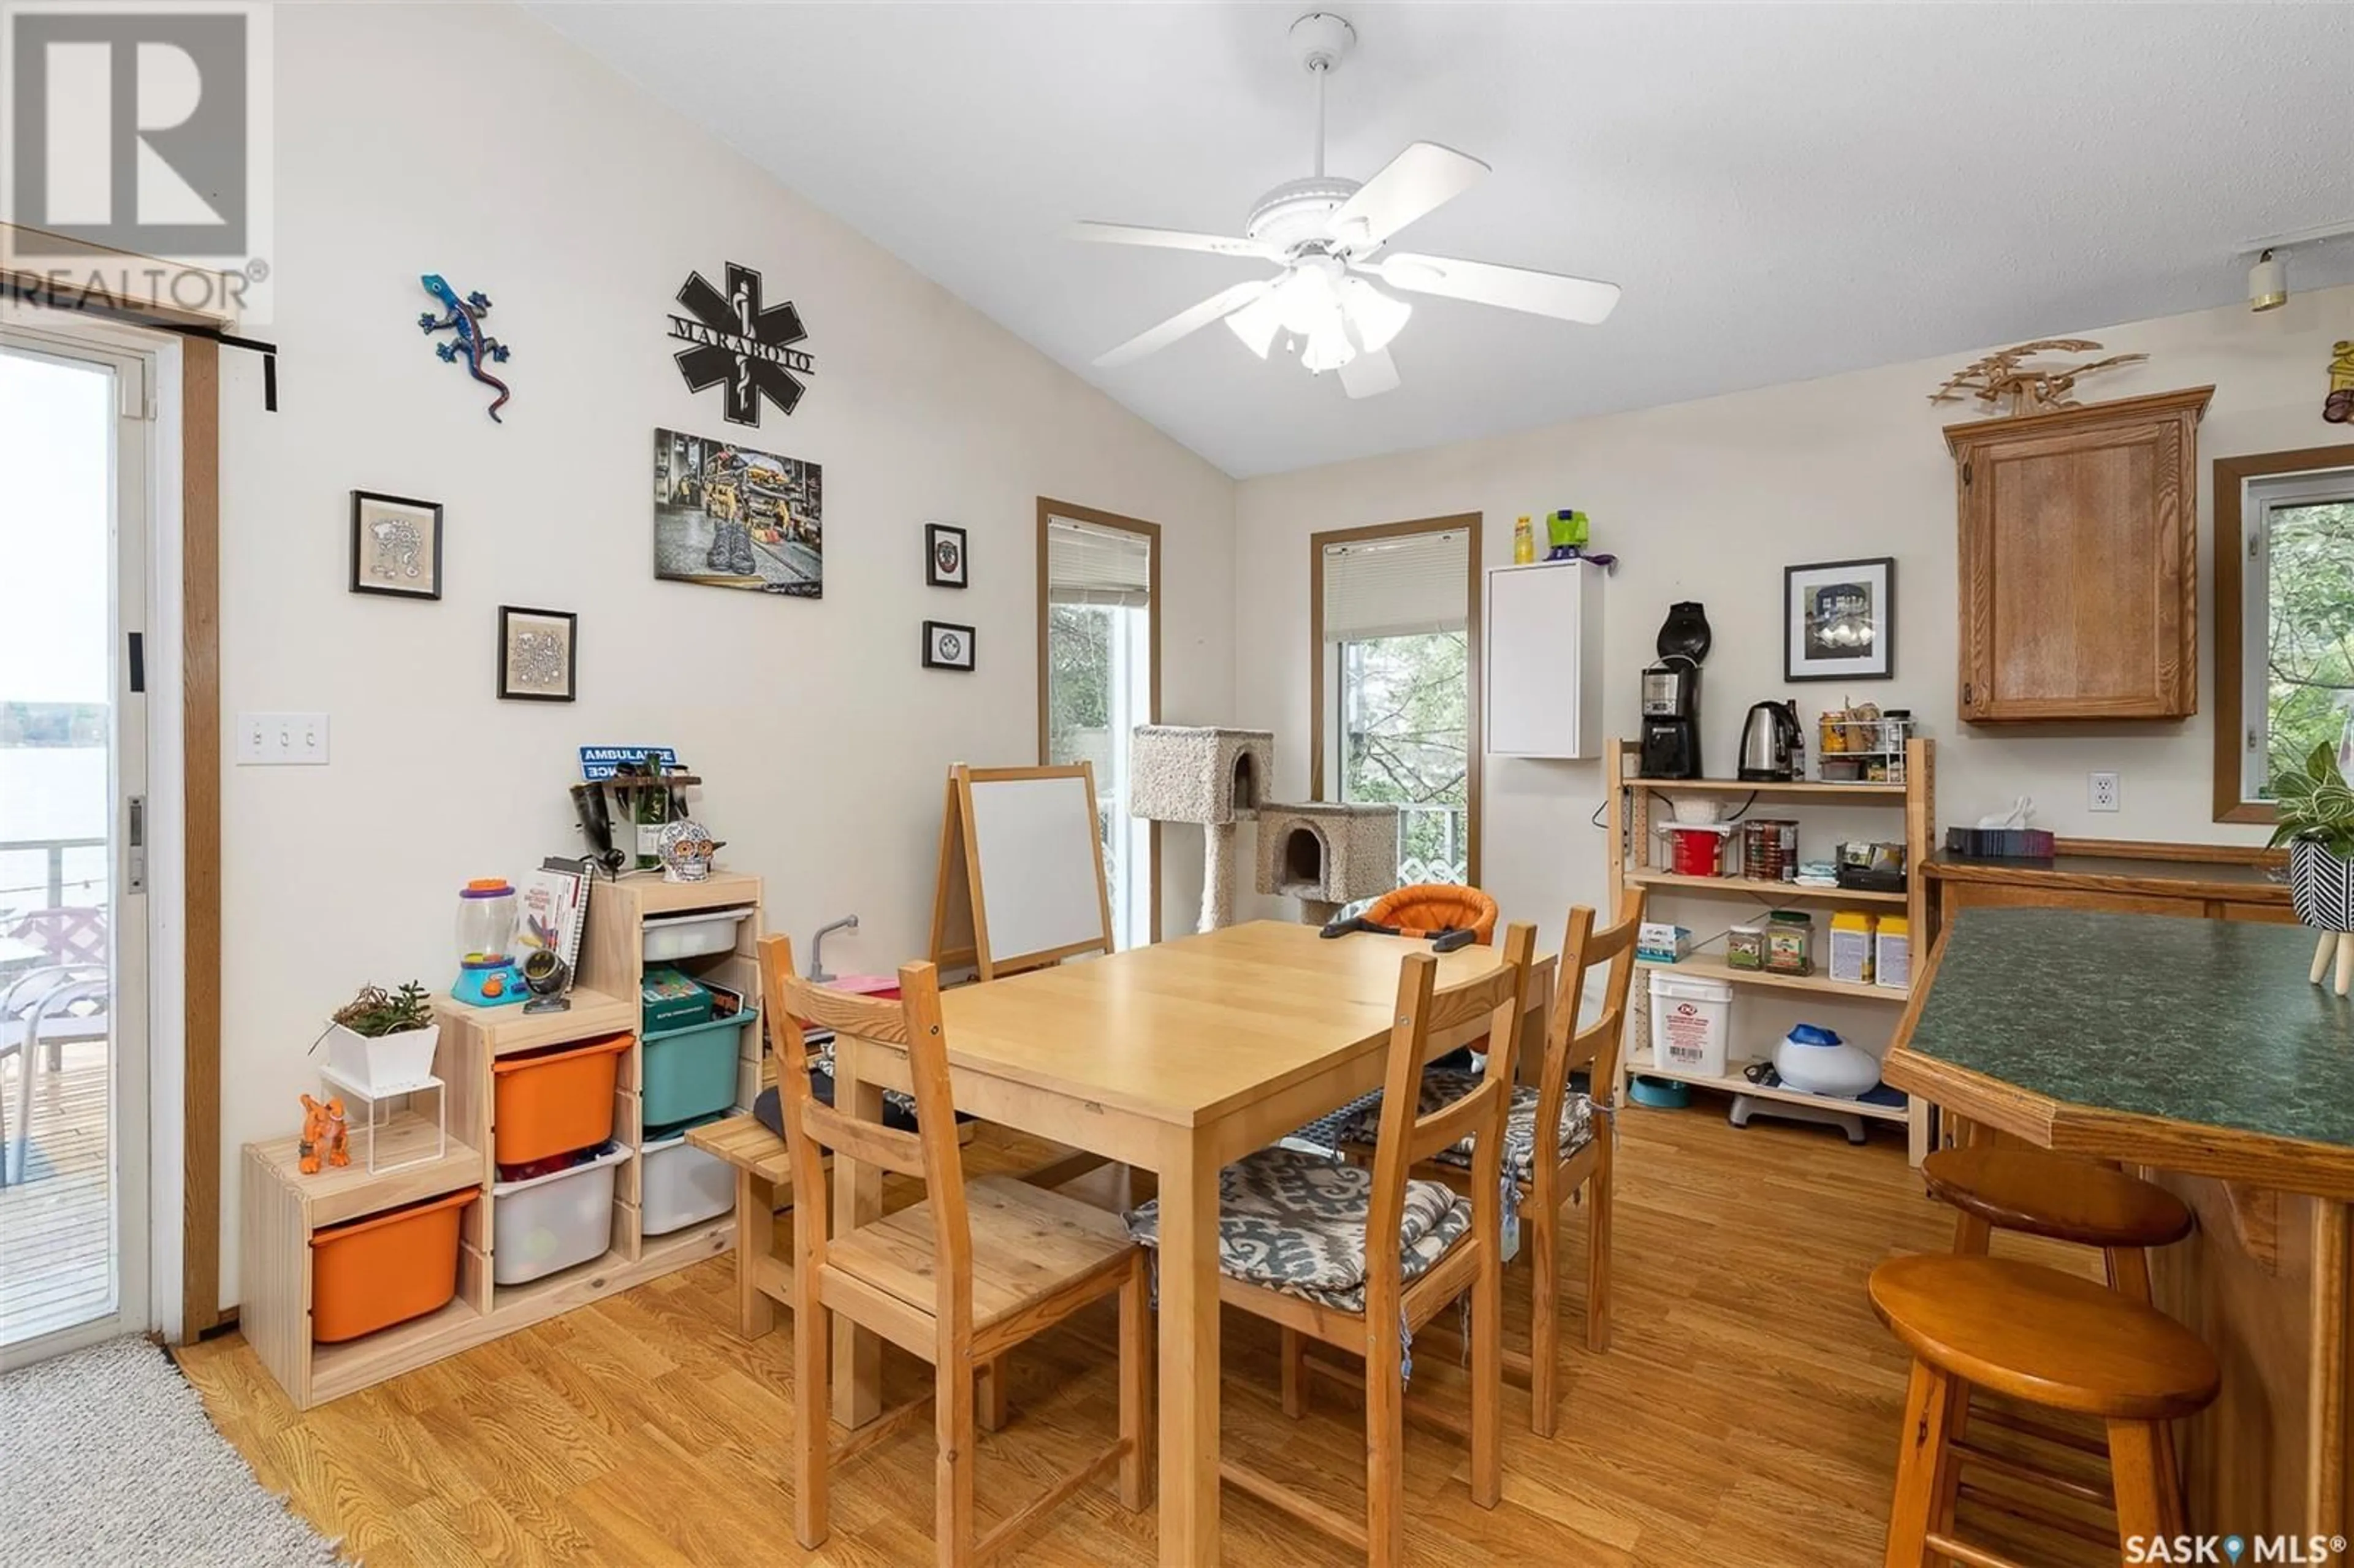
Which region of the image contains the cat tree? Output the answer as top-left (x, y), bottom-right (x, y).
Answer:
top-left (1129, 726), bottom-right (1274, 932)
top-left (1254, 801), bottom-right (1398, 927)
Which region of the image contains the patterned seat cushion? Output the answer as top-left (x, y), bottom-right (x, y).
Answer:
top-left (1126, 1146), bottom-right (1472, 1314)
top-left (1340, 1067), bottom-right (1596, 1185)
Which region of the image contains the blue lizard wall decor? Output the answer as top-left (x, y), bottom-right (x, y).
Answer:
top-left (417, 273), bottom-right (513, 422)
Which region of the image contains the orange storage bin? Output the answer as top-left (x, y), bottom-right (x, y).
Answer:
top-left (308, 1187), bottom-right (476, 1344)
top-left (490, 1032), bottom-right (631, 1166)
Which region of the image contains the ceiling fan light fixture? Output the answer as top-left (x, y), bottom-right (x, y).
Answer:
top-left (1301, 316), bottom-right (1357, 373)
top-left (1339, 276), bottom-right (1411, 353)
top-left (1224, 292), bottom-right (1285, 358)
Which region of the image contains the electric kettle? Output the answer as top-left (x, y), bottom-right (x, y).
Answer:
top-left (1738, 701), bottom-right (1801, 782)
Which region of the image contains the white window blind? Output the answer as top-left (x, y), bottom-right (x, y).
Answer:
top-left (1046, 518), bottom-right (1152, 607)
top-left (1320, 528), bottom-right (1469, 641)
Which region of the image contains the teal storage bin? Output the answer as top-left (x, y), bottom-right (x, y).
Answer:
top-left (641, 989), bottom-right (756, 1125)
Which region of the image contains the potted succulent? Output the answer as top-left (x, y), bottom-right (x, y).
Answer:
top-left (2269, 742), bottom-right (2354, 994)
top-left (316, 981), bottom-right (441, 1093)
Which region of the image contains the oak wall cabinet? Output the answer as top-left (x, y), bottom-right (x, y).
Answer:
top-left (1945, 386), bottom-right (2212, 721)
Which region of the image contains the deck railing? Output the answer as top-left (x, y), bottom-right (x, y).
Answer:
top-left (0, 836), bottom-right (107, 919)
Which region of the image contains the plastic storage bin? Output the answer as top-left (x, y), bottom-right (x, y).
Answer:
top-left (641, 907), bottom-right (754, 963)
top-left (640, 1115), bottom-right (735, 1236)
top-left (308, 1186), bottom-right (477, 1343)
top-left (490, 1142), bottom-right (630, 1285)
top-left (489, 1033), bottom-right (631, 1166)
top-left (1649, 970), bottom-right (1732, 1079)
top-left (641, 990), bottom-right (756, 1126)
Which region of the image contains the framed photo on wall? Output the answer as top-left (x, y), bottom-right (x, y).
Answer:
top-left (349, 490), bottom-right (444, 600)
top-left (922, 620), bottom-right (977, 672)
top-left (1785, 557), bottom-right (1895, 681)
top-left (926, 522), bottom-right (968, 588)
top-left (497, 606), bottom-right (578, 701)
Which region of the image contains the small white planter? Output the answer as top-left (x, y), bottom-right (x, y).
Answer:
top-left (2290, 839), bottom-right (2354, 931)
top-left (321, 1021), bottom-right (441, 1095)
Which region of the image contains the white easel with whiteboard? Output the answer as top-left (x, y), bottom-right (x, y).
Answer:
top-left (929, 763), bottom-right (1115, 981)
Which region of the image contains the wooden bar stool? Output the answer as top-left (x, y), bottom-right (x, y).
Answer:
top-left (1870, 1254), bottom-right (2218, 1567)
top-left (1922, 1146), bottom-right (2193, 1300)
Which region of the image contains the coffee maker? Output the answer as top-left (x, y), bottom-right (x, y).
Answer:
top-left (1640, 603), bottom-right (1712, 779)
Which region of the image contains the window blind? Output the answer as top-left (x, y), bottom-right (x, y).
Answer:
top-left (1320, 528), bottom-right (1469, 641)
top-left (1046, 518), bottom-right (1152, 607)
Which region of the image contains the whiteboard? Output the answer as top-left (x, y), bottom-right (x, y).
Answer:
top-left (965, 772), bottom-right (1110, 969)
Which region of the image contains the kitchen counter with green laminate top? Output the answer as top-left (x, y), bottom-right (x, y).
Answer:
top-left (1887, 905), bottom-right (2354, 1538)
top-left (1892, 907), bottom-right (2354, 1182)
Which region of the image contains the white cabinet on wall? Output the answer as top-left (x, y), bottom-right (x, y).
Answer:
top-left (1484, 561), bottom-right (1604, 759)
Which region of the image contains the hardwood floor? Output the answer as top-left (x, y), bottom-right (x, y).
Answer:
top-left (177, 1105), bottom-right (2111, 1566)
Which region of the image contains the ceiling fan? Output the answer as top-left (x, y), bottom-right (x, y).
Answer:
top-left (1073, 11), bottom-right (1621, 400)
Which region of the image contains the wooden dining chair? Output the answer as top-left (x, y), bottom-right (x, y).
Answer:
top-left (1333, 892), bottom-right (1644, 1434)
top-left (758, 934), bottom-right (1152, 1566)
top-left (1131, 923), bottom-right (1534, 1566)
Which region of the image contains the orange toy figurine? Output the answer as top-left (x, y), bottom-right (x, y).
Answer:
top-left (297, 1094), bottom-right (329, 1174)
top-left (322, 1097), bottom-right (351, 1168)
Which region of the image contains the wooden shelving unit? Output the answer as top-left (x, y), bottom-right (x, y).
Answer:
top-left (1606, 736), bottom-right (1935, 1160)
top-left (241, 870), bottom-right (764, 1410)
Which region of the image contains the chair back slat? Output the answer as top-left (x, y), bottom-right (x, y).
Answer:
top-left (1550, 891), bottom-right (1644, 1089)
top-left (758, 934), bottom-right (975, 1338)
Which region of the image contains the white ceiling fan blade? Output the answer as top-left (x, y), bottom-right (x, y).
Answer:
top-left (1094, 279), bottom-right (1276, 368)
top-left (1371, 252), bottom-right (1621, 325)
top-left (1328, 142), bottom-right (1490, 250)
top-left (1337, 346), bottom-right (1400, 399)
top-left (1069, 221), bottom-right (1281, 261)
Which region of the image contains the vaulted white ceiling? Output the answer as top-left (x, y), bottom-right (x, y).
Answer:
top-left (532, 2), bottom-right (2354, 478)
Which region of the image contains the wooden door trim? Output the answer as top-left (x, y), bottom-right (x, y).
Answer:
top-left (1307, 512), bottom-right (1484, 888)
top-left (182, 338), bottom-right (224, 1338)
top-left (2213, 444), bottom-right (2354, 825)
top-left (1035, 498), bottom-right (1163, 944)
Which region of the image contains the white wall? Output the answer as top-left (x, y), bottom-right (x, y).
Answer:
top-left (1233, 286), bottom-right (2354, 937)
top-left (211, 3), bottom-right (1235, 1306)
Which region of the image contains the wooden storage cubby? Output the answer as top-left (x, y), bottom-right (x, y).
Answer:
top-left (576, 870), bottom-right (768, 1127)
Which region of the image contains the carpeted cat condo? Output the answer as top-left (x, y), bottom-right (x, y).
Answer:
top-left (1128, 726), bottom-right (1273, 932)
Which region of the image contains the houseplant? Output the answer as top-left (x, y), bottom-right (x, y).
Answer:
top-left (2269, 742), bottom-right (2354, 992)
top-left (318, 981), bottom-right (441, 1092)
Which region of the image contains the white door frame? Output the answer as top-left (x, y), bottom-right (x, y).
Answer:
top-left (1, 311), bottom-right (186, 1361)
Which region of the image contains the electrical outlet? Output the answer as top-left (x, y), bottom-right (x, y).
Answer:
top-left (2089, 771), bottom-right (2120, 812)
top-left (236, 712), bottom-right (330, 766)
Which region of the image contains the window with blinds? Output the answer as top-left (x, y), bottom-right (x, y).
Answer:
top-left (1319, 527), bottom-right (1469, 641)
top-left (1047, 518), bottom-right (1153, 607)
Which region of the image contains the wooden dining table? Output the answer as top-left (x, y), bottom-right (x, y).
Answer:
top-left (828, 918), bottom-right (1553, 1567)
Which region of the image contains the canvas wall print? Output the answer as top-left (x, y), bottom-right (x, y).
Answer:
top-left (498, 606), bottom-right (577, 701)
top-left (349, 491), bottom-right (443, 599)
top-left (923, 620), bottom-right (976, 672)
top-left (653, 427), bottom-right (823, 597)
top-left (926, 522), bottom-right (968, 588)
top-left (1785, 557), bottom-right (1894, 681)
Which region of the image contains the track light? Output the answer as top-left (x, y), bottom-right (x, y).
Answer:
top-left (2250, 248), bottom-right (2288, 313)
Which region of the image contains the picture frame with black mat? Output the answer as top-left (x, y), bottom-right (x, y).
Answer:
top-left (497, 606), bottom-right (578, 701)
top-left (349, 491), bottom-right (443, 600)
top-left (1785, 557), bottom-right (1894, 682)
top-left (926, 522), bottom-right (968, 588)
top-left (923, 620), bottom-right (976, 672)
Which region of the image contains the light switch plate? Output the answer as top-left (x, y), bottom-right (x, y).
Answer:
top-left (236, 712), bottom-right (330, 765)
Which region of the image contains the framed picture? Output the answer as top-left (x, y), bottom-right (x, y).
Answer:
top-left (926, 522), bottom-right (968, 588)
top-left (349, 491), bottom-right (443, 600)
top-left (922, 620), bottom-right (977, 672)
top-left (652, 427), bottom-right (823, 598)
top-left (1785, 557), bottom-right (1895, 681)
top-left (497, 606), bottom-right (577, 701)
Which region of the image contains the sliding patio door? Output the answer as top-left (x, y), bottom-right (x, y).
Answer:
top-left (0, 325), bottom-right (153, 1363)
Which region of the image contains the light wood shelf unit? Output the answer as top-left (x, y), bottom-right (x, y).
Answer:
top-left (242, 869), bottom-right (763, 1410)
top-left (1605, 736), bottom-right (1935, 1160)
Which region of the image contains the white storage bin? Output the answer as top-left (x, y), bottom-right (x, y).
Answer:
top-left (490, 1143), bottom-right (630, 1285)
top-left (640, 1128), bottom-right (735, 1236)
top-left (1649, 970), bottom-right (1732, 1080)
top-left (642, 906), bottom-right (755, 962)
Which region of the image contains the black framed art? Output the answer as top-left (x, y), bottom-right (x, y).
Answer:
top-left (497, 606), bottom-right (578, 701)
top-left (1785, 557), bottom-right (1894, 682)
top-left (349, 490), bottom-right (444, 600)
top-left (926, 522), bottom-right (968, 588)
top-left (922, 620), bottom-right (976, 672)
